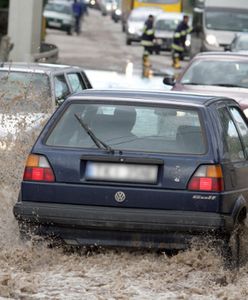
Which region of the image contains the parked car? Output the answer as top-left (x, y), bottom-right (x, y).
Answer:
top-left (0, 62), bottom-right (92, 147)
top-left (111, 0), bottom-right (122, 23)
top-left (0, 62), bottom-right (92, 107)
top-left (126, 7), bottom-right (163, 45)
top-left (227, 33), bottom-right (248, 53)
top-left (44, 0), bottom-right (75, 35)
top-left (14, 89), bottom-right (248, 266)
top-left (153, 12), bottom-right (191, 55)
top-left (99, 0), bottom-right (115, 15)
top-left (163, 52), bottom-right (248, 118)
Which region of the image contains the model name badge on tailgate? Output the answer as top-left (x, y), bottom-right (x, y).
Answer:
top-left (85, 162), bottom-right (158, 183)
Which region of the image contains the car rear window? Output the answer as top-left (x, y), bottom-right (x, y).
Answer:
top-left (0, 71), bottom-right (51, 112)
top-left (46, 103), bottom-right (206, 154)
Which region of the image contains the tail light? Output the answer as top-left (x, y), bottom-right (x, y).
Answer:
top-left (188, 165), bottom-right (224, 192)
top-left (23, 154), bottom-right (55, 182)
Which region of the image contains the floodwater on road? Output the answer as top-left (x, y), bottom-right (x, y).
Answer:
top-left (1, 90), bottom-right (248, 300)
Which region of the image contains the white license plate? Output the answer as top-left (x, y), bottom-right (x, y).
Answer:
top-left (49, 21), bottom-right (61, 28)
top-left (85, 162), bottom-right (158, 184)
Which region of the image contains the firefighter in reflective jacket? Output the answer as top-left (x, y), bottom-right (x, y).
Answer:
top-left (171, 15), bottom-right (192, 69)
top-left (141, 15), bottom-right (155, 77)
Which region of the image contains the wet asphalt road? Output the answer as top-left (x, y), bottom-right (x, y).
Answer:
top-left (45, 8), bottom-right (188, 75)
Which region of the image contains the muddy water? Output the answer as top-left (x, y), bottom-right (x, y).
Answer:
top-left (1, 92), bottom-right (248, 299)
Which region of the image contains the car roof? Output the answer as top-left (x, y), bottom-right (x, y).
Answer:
top-left (0, 62), bottom-right (83, 74)
top-left (68, 89), bottom-right (237, 107)
top-left (195, 52), bottom-right (248, 60)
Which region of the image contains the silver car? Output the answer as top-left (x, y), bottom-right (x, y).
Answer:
top-left (0, 62), bottom-right (92, 149)
top-left (154, 13), bottom-right (192, 55)
top-left (126, 7), bottom-right (163, 45)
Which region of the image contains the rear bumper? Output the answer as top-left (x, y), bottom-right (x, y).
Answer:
top-left (13, 202), bottom-right (234, 249)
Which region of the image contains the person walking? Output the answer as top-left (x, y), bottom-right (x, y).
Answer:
top-left (171, 15), bottom-right (192, 69)
top-left (72, 0), bottom-right (82, 35)
top-left (141, 15), bottom-right (155, 77)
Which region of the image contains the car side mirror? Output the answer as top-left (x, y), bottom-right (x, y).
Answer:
top-left (163, 75), bottom-right (175, 86)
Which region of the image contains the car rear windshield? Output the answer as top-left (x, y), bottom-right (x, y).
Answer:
top-left (0, 71), bottom-right (51, 112)
top-left (46, 102), bottom-right (206, 154)
top-left (155, 19), bottom-right (180, 31)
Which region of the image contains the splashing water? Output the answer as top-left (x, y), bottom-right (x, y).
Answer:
top-left (1, 83), bottom-right (248, 299)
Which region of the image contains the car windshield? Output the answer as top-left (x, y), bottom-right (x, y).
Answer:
top-left (46, 103), bottom-right (206, 154)
top-left (0, 71), bottom-right (51, 112)
top-left (155, 19), bottom-right (180, 31)
top-left (180, 60), bottom-right (248, 88)
top-left (205, 8), bottom-right (248, 32)
top-left (45, 3), bottom-right (72, 14)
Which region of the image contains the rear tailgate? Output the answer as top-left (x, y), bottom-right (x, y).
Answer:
top-left (21, 148), bottom-right (219, 212)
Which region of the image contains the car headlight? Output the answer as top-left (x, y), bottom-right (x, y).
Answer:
top-left (128, 27), bottom-right (135, 34)
top-left (243, 108), bottom-right (248, 118)
top-left (206, 34), bottom-right (218, 46)
top-left (185, 39), bottom-right (191, 47)
top-left (115, 9), bottom-right (121, 16)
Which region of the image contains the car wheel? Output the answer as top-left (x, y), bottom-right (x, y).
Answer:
top-left (155, 49), bottom-right (160, 55)
top-left (222, 221), bottom-right (246, 269)
top-left (67, 26), bottom-right (72, 35)
top-left (126, 39), bottom-right (131, 45)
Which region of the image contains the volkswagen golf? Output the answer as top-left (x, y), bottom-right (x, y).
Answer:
top-left (14, 90), bottom-right (248, 266)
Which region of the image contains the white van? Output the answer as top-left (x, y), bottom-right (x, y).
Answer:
top-left (191, 0), bottom-right (248, 56)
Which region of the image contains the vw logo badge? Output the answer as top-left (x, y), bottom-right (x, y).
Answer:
top-left (115, 191), bottom-right (126, 203)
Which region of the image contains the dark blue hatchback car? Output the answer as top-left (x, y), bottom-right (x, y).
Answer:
top-left (14, 90), bottom-right (248, 262)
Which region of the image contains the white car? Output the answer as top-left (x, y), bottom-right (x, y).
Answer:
top-left (44, 0), bottom-right (75, 35)
top-left (126, 7), bottom-right (163, 45)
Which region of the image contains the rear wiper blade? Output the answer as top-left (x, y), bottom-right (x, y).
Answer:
top-left (74, 114), bottom-right (114, 154)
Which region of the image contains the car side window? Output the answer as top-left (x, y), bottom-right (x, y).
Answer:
top-left (67, 73), bottom-right (86, 92)
top-left (54, 75), bottom-right (70, 104)
top-left (218, 107), bottom-right (245, 161)
top-left (229, 106), bottom-right (248, 157)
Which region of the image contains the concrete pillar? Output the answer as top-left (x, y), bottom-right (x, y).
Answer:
top-left (8, 0), bottom-right (43, 62)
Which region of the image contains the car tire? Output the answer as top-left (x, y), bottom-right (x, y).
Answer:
top-left (126, 39), bottom-right (131, 45)
top-left (67, 26), bottom-right (73, 35)
top-left (222, 221), bottom-right (246, 269)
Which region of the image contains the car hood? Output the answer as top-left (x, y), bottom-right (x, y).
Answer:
top-left (173, 84), bottom-right (248, 109)
top-left (44, 11), bottom-right (72, 20)
top-left (127, 21), bottom-right (144, 32)
top-left (205, 29), bottom-right (236, 45)
top-left (155, 30), bottom-right (173, 39)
